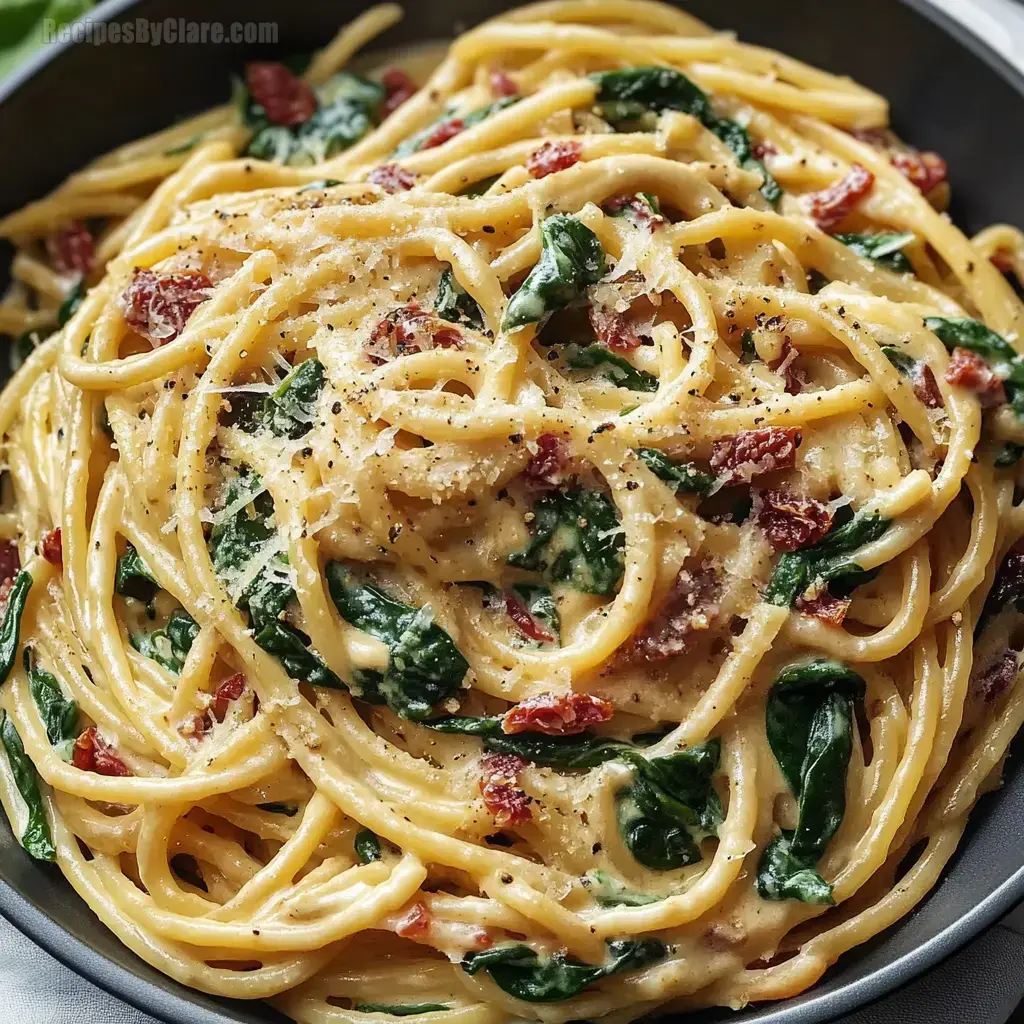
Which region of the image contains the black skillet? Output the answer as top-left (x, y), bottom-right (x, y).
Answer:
top-left (0, 1), bottom-right (1022, 1021)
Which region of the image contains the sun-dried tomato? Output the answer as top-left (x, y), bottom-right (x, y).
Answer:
top-left (891, 150), bottom-right (947, 195)
top-left (479, 752), bottom-right (531, 826)
top-left (710, 427), bottom-right (802, 486)
top-left (72, 727), bottom-right (131, 776)
top-left (911, 362), bottom-right (943, 409)
top-left (490, 70), bottom-right (518, 97)
top-left (368, 163), bottom-right (416, 193)
top-left (380, 67), bottom-right (417, 117)
top-left (181, 712), bottom-right (213, 740)
top-left (42, 528), bottom-right (62, 568)
top-left (211, 673), bottom-right (247, 723)
top-left (0, 541), bottom-right (20, 586)
top-left (366, 305), bottom-right (465, 364)
top-left (796, 587), bottom-right (851, 627)
top-left (589, 306), bottom-right (641, 351)
top-left (526, 140), bottom-right (582, 179)
top-left (245, 61), bottom-right (317, 126)
top-left (756, 490), bottom-right (833, 552)
top-left (944, 347), bottom-right (1005, 408)
top-left (849, 128), bottom-right (889, 147)
top-left (627, 564), bottom-right (722, 662)
top-left (991, 250), bottom-right (1016, 275)
top-left (771, 339), bottom-right (804, 395)
top-left (752, 140), bottom-right (778, 160)
top-left (971, 650), bottom-right (1019, 704)
top-left (422, 118), bottom-right (465, 150)
top-left (504, 591), bottom-right (556, 644)
top-left (395, 901), bottom-right (432, 939)
top-left (522, 433), bottom-right (569, 489)
top-left (805, 163), bottom-right (875, 232)
top-left (47, 222), bottom-right (95, 276)
top-left (502, 692), bottom-right (613, 736)
top-left (121, 268), bottom-right (212, 345)
top-left (602, 194), bottom-right (665, 230)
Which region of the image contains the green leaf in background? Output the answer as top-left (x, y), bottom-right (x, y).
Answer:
top-left (0, 0), bottom-right (94, 83)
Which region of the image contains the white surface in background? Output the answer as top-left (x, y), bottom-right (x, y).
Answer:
top-left (3, 1), bottom-right (1024, 1022)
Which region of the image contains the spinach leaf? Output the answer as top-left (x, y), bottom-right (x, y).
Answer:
top-left (354, 828), bottom-right (382, 863)
top-left (243, 70), bottom-right (384, 165)
top-left (353, 1006), bottom-right (449, 1017)
top-left (926, 316), bottom-right (1024, 418)
top-left (164, 134), bottom-right (202, 156)
top-left (0, 570), bottom-right (32, 685)
top-left (115, 543), bottom-right (158, 603)
top-left (565, 344), bottom-right (658, 392)
top-left (636, 447), bottom-right (714, 496)
top-left (130, 609), bottom-right (199, 674)
top-left (880, 345), bottom-right (916, 377)
top-left (502, 216), bottom-right (606, 332)
top-left (834, 232), bottom-right (914, 273)
top-left (0, 710), bottom-right (55, 862)
top-left (325, 564), bottom-right (468, 720)
top-left (462, 938), bottom-right (666, 1002)
top-left (763, 506), bottom-right (889, 608)
top-left (740, 329), bottom-right (757, 364)
top-left (24, 649), bottom-right (78, 760)
top-left (435, 267), bottom-right (484, 329)
top-left (393, 96), bottom-right (518, 158)
top-left (260, 358), bottom-right (326, 440)
top-left (296, 178), bottom-right (341, 193)
top-left (996, 442), bottom-right (1024, 468)
top-left (614, 742), bottom-right (722, 870)
top-left (756, 659), bottom-right (865, 904)
top-left (257, 802), bottom-right (298, 816)
top-left (584, 869), bottom-right (662, 907)
top-left (251, 620), bottom-right (342, 689)
top-left (422, 715), bottom-right (663, 769)
top-left (590, 67), bottom-right (781, 205)
top-left (58, 278), bottom-right (84, 327)
top-left (508, 488), bottom-right (624, 596)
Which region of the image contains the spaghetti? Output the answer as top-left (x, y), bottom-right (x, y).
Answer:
top-left (0, 2), bottom-right (1022, 1021)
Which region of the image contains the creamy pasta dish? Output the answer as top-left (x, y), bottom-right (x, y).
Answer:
top-left (0, 2), bottom-right (1023, 1021)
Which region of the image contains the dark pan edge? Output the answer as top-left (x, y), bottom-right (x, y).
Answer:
top-left (0, 1), bottom-right (1022, 1022)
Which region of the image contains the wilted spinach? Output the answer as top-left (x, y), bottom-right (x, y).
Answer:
top-left (507, 582), bottom-right (560, 647)
top-left (502, 216), bottom-right (606, 331)
top-left (461, 938), bottom-right (666, 1002)
top-left (24, 649), bottom-right (78, 760)
top-left (260, 358), bottom-right (326, 440)
top-left (393, 96), bottom-right (518, 158)
top-left (614, 742), bottom-right (723, 870)
top-left (834, 232), bottom-right (914, 273)
top-left (354, 828), bottom-right (383, 863)
top-left (584, 869), bottom-right (662, 907)
top-left (756, 659), bottom-right (865, 904)
top-left (763, 506), bottom-right (889, 608)
top-left (353, 1006), bottom-right (449, 1017)
top-left (636, 447), bottom-right (714, 496)
top-left (435, 267), bottom-right (484, 329)
top-left (565, 344), bottom-right (659, 392)
top-left (325, 564), bottom-right (468, 720)
top-left (115, 543), bottom-right (158, 604)
top-left (0, 570), bottom-right (32, 685)
top-left (0, 710), bottom-right (55, 862)
top-left (131, 608), bottom-right (200, 674)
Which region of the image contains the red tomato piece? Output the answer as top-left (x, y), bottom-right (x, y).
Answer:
top-left (944, 347), bottom-right (1005, 408)
top-left (891, 150), bottom-right (947, 195)
top-left (490, 70), bottom-right (518, 97)
top-left (211, 673), bottom-right (247, 723)
top-left (756, 490), bottom-right (833, 552)
top-left (366, 305), bottom-right (465, 364)
top-left (502, 693), bottom-right (613, 736)
top-left (771, 339), bottom-right (804, 395)
top-left (395, 901), bottom-right (432, 939)
top-left (627, 564), bottom-right (722, 662)
top-left (245, 61), bottom-right (316, 126)
top-left (504, 591), bottom-right (556, 644)
top-left (911, 362), bottom-right (943, 409)
top-left (42, 528), bottom-right (62, 568)
top-left (367, 163), bottom-right (416, 193)
top-left (422, 118), bottom-right (465, 150)
top-left (380, 67), bottom-right (417, 117)
top-left (753, 140), bottom-right (778, 159)
top-left (0, 541), bottom-right (20, 585)
top-left (971, 650), bottom-right (1019, 704)
top-left (479, 752), bottom-right (531, 826)
top-left (522, 433), bottom-right (569, 489)
top-left (589, 306), bottom-right (641, 352)
top-left (525, 140), bottom-right (582, 179)
top-left (72, 727), bottom-right (131, 776)
top-left (120, 268), bottom-right (212, 345)
top-left (602, 194), bottom-right (665, 230)
top-left (796, 587), bottom-right (851, 627)
top-left (805, 163), bottom-right (875, 231)
top-left (710, 427), bottom-right (803, 486)
top-left (47, 221), bottom-right (95, 276)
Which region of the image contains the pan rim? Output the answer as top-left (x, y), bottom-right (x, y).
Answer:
top-left (1, 0), bottom-right (1023, 1022)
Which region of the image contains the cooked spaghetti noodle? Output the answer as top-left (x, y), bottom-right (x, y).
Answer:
top-left (0, 3), bottom-right (1022, 1021)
